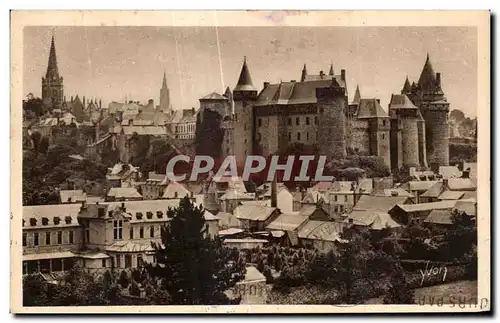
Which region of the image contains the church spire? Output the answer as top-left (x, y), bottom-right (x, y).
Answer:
top-left (352, 84), bottom-right (361, 104)
top-left (46, 35), bottom-right (60, 80)
top-left (234, 56), bottom-right (255, 91)
top-left (301, 63), bottom-right (307, 82)
top-left (402, 76), bottom-right (411, 94)
top-left (328, 63), bottom-right (334, 76)
top-left (162, 71), bottom-right (167, 88)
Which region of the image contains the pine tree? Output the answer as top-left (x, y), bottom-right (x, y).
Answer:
top-left (148, 197), bottom-right (246, 305)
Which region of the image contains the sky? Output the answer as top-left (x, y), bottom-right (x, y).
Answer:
top-left (24, 26), bottom-right (478, 117)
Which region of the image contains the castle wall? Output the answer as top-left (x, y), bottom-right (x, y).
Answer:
top-left (347, 119), bottom-right (370, 154)
top-left (390, 119), bottom-right (403, 170)
top-left (401, 117), bottom-right (420, 167)
top-left (233, 93), bottom-right (256, 167)
top-left (316, 87), bottom-right (347, 159)
top-left (417, 120), bottom-right (428, 168)
top-left (421, 104), bottom-right (450, 166)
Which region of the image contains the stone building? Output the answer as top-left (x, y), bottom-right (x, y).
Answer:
top-left (42, 36), bottom-right (64, 109)
top-left (403, 53), bottom-right (450, 168)
top-left (215, 58), bottom-right (392, 168)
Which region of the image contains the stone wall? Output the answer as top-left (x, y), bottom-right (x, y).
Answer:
top-left (316, 86), bottom-right (347, 159)
top-left (401, 117), bottom-right (420, 167)
top-left (422, 105), bottom-right (450, 166)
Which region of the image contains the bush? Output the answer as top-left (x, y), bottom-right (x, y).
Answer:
top-left (129, 281), bottom-right (141, 297)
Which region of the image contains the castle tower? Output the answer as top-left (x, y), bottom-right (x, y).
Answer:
top-left (316, 74), bottom-right (347, 160)
top-left (301, 63), bottom-right (307, 82)
top-left (42, 35), bottom-right (64, 108)
top-left (233, 57), bottom-right (257, 167)
top-left (401, 76), bottom-right (411, 95)
top-left (389, 94), bottom-right (420, 168)
top-left (160, 71), bottom-right (171, 115)
top-left (409, 54), bottom-right (450, 167)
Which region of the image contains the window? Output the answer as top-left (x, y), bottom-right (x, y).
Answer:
top-left (45, 232), bottom-right (51, 245)
top-left (306, 132), bottom-right (309, 141)
top-left (306, 117), bottom-right (310, 125)
top-left (244, 139), bottom-right (247, 144)
top-left (125, 255), bottom-right (132, 268)
top-left (22, 233), bottom-right (27, 247)
top-left (113, 220), bottom-right (123, 240)
top-left (174, 191), bottom-right (178, 198)
top-left (297, 132), bottom-right (301, 141)
top-left (137, 255), bottom-right (144, 267)
top-left (288, 132), bottom-right (291, 141)
top-left (339, 205), bottom-right (344, 213)
top-left (140, 227), bottom-right (144, 238)
top-left (344, 195), bottom-right (348, 202)
top-left (381, 133), bottom-right (385, 139)
top-left (116, 255), bottom-right (121, 268)
top-left (85, 224), bottom-right (90, 243)
top-left (146, 212), bottom-right (153, 219)
top-left (244, 124), bottom-right (247, 131)
top-left (258, 118), bottom-right (262, 127)
top-left (150, 226), bottom-right (155, 238)
top-left (382, 120), bottom-right (386, 126)
top-left (320, 108), bottom-right (324, 114)
top-left (129, 227), bottom-right (134, 239)
top-left (296, 117), bottom-right (300, 126)
top-left (69, 231), bottom-right (74, 244)
top-left (334, 195), bottom-right (338, 202)
top-left (315, 116), bottom-right (318, 125)
top-left (33, 233), bottom-right (39, 246)
top-left (102, 259), bottom-right (106, 268)
top-left (57, 231), bottom-right (62, 244)
top-left (288, 118), bottom-right (292, 126)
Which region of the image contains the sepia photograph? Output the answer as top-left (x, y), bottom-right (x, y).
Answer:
top-left (10, 10), bottom-right (490, 313)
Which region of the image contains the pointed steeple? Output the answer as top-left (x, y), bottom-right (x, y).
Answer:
top-left (162, 71), bottom-right (168, 88)
top-left (46, 35), bottom-right (60, 80)
top-left (402, 76), bottom-right (411, 94)
top-left (352, 84), bottom-right (361, 104)
top-left (328, 63), bottom-right (334, 76)
top-left (224, 86), bottom-right (232, 98)
top-left (234, 56), bottom-right (255, 91)
top-left (301, 63), bottom-right (307, 82)
top-left (418, 53), bottom-right (437, 92)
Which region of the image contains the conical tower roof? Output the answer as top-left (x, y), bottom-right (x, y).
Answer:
top-left (45, 35), bottom-right (60, 79)
top-left (402, 76), bottom-right (411, 94)
top-left (301, 63), bottom-right (307, 82)
top-left (234, 56), bottom-right (255, 91)
top-left (417, 53), bottom-right (437, 92)
top-left (328, 64), bottom-right (334, 76)
top-left (224, 86), bottom-right (232, 97)
top-left (352, 84), bottom-right (361, 104)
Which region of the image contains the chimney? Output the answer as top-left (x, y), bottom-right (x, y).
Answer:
top-left (263, 82), bottom-right (270, 88)
top-left (443, 178), bottom-right (449, 188)
top-left (271, 177), bottom-right (278, 208)
top-left (341, 69), bottom-right (346, 81)
top-left (376, 99), bottom-right (380, 104)
top-left (121, 202), bottom-right (126, 211)
top-left (319, 71), bottom-right (325, 78)
top-left (462, 169), bottom-right (470, 178)
top-left (80, 201), bottom-right (87, 211)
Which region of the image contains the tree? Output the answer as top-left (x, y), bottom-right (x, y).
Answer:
top-left (383, 262), bottom-right (415, 304)
top-left (129, 280), bottom-right (141, 297)
top-left (147, 197), bottom-right (246, 305)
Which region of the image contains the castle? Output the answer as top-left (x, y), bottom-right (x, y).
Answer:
top-left (214, 55), bottom-right (450, 172)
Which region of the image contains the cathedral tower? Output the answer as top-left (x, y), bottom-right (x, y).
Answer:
top-left (233, 57), bottom-right (257, 167)
top-left (42, 35), bottom-right (64, 108)
top-left (160, 72), bottom-right (171, 115)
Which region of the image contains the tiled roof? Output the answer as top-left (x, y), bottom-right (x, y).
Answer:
top-left (401, 181), bottom-right (439, 192)
top-left (105, 241), bottom-right (154, 253)
top-left (345, 211), bottom-right (401, 230)
top-left (266, 213), bottom-right (308, 231)
top-left (234, 204), bottom-right (277, 222)
top-left (220, 190), bottom-right (255, 201)
top-left (371, 188), bottom-right (413, 198)
top-left (447, 178), bottom-right (476, 190)
top-left (389, 94), bottom-right (418, 110)
top-left (243, 266), bottom-right (266, 283)
top-left (23, 204), bottom-right (81, 229)
top-left (107, 187), bottom-right (142, 199)
top-left (200, 92), bottom-right (227, 100)
top-left (59, 190), bottom-right (87, 203)
top-left (424, 209), bottom-right (453, 225)
top-left (297, 220), bottom-right (346, 242)
top-left (356, 99), bottom-right (389, 118)
top-left (354, 195), bottom-right (410, 213)
top-left (255, 79), bottom-right (344, 107)
top-left (454, 200), bottom-right (476, 216)
top-left (439, 166), bottom-right (462, 179)
top-left (217, 212), bottom-right (242, 229)
top-left (393, 200), bottom-right (457, 213)
top-left (162, 182), bottom-right (191, 199)
top-left (438, 190), bottom-right (466, 200)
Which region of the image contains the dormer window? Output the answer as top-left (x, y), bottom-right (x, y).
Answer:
top-left (53, 217), bottom-right (61, 225)
top-left (146, 212), bottom-right (153, 220)
top-left (157, 211), bottom-right (163, 219)
top-left (174, 192), bottom-right (178, 198)
top-left (65, 216), bottom-right (72, 224)
top-left (30, 218), bottom-right (37, 226)
top-left (136, 212), bottom-right (143, 220)
top-left (42, 217), bottom-right (49, 226)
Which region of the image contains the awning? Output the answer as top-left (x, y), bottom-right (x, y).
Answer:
top-left (23, 251), bottom-right (76, 261)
